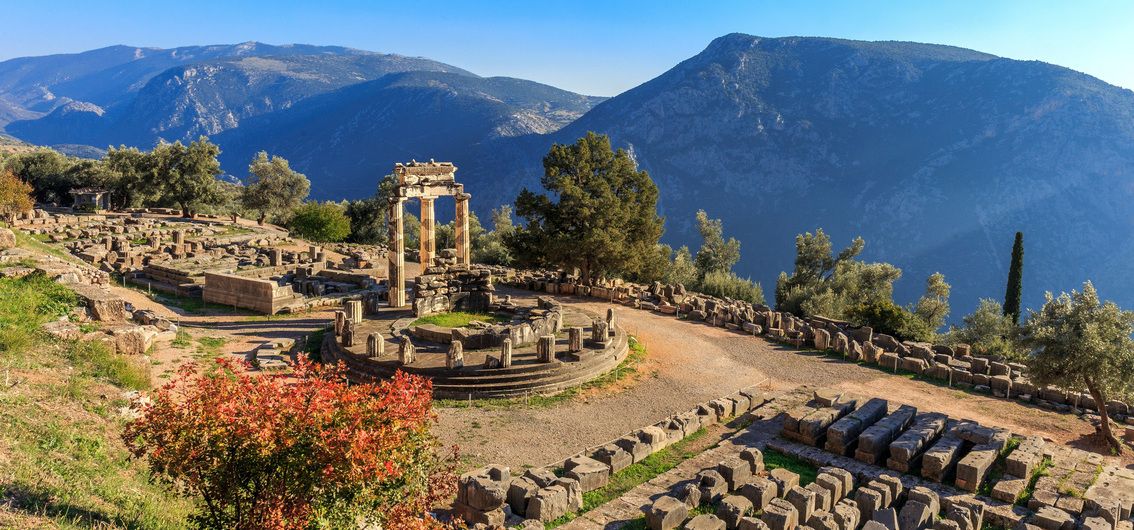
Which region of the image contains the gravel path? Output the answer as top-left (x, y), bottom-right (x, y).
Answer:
top-left (435, 296), bottom-right (1104, 471)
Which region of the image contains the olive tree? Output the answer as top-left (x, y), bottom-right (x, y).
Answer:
top-left (1020, 281), bottom-right (1134, 452)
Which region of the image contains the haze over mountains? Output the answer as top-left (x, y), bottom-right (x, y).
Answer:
top-left (3, 34), bottom-right (1134, 319)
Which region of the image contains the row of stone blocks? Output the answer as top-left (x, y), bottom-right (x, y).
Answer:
top-left (781, 391), bottom-right (1018, 495)
top-left (645, 445), bottom-right (988, 530)
top-left (453, 386), bottom-right (769, 526)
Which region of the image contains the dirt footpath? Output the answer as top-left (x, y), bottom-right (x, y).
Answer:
top-left (434, 297), bottom-right (1108, 471)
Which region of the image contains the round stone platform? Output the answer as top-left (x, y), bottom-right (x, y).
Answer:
top-left (322, 288), bottom-right (629, 399)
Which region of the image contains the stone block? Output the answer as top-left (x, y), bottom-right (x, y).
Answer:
top-left (1031, 506), bottom-right (1074, 530)
top-left (699, 469), bottom-right (729, 503)
top-left (687, 515), bottom-right (728, 530)
top-left (647, 496), bottom-right (689, 530)
top-left (770, 468), bottom-right (800, 494)
top-left (738, 477), bottom-right (778, 510)
top-left (718, 457), bottom-right (753, 491)
top-left (872, 507), bottom-right (898, 530)
top-left (855, 487), bottom-right (885, 523)
top-left (740, 447), bottom-right (765, 475)
top-left (719, 495), bottom-right (755, 529)
top-left (786, 486), bottom-right (817, 523)
top-left (762, 497), bottom-right (799, 530)
top-left (805, 483), bottom-right (832, 512)
top-left (739, 518), bottom-right (771, 530)
top-left (563, 456), bottom-right (610, 492)
top-left (677, 481), bottom-right (703, 508)
top-left (593, 444), bottom-right (632, 474)
top-left (507, 476), bottom-right (538, 517)
top-left (898, 500), bottom-right (933, 530)
top-left (907, 487), bottom-right (939, 516)
top-left (527, 485), bottom-right (569, 522)
top-left (814, 473), bottom-right (844, 503)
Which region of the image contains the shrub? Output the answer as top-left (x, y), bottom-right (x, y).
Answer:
top-left (287, 202), bottom-right (351, 243)
top-left (848, 299), bottom-right (934, 342)
top-left (123, 357), bottom-right (455, 529)
top-left (947, 298), bottom-right (1026, 361)
top-left (698, 270), bottom-right (765, 305)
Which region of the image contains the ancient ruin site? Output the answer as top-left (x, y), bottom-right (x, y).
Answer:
top-left (4, 8), bottom-right (1134, 529)
top-left (1, 155), bottom-right (1132, 530)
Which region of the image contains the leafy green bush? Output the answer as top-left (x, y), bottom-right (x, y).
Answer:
top-left (286, 202), bottom-right (351, 243)
top-left (946, 298), bottom-right (1026, 361)
top-left (698, 270), bottom-right (765, 305)
top-left (848, 299), bottom-right (934, 342)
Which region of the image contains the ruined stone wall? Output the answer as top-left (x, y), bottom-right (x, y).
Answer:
top-left (202, 272), bottom-right (300, 314)
top-left (412, 263), bottom-right (494, 317)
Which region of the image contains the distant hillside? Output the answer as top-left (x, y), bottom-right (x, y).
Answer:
top-left (465, 34), bottom-right (1134, 318)
top-left (3, 43), bottom-right (475, 146)
top-left (213, 71), bottom-right (604, 198)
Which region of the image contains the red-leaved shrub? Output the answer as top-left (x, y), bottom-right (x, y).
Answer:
top-left (124, 356), bottom-right (455, 529)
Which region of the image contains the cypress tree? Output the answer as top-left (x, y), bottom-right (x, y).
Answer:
top-left (1004, 231), bottom-right (1024, 324)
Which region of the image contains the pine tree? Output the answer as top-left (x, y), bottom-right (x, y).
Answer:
top-left (1004, 232), bottom-right (1024, 324)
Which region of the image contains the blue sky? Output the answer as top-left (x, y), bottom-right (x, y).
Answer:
top-left (1, 0), bottom-right (1131, 96)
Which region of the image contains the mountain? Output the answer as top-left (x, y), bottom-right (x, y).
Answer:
top-left (3, 43), bottom-right (473, 146)
top-left (212, 71), bottom-right (604, 198)
top-left (5, 35), bottom-right (1134, 319)
top-left (469, 34), bottom-right (1134, 318)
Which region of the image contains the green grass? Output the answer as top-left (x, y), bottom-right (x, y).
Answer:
top-left (193, 336), bottom-right (227, 359)
top-left (437, 336), bottom-right (648, 409)
top-left (547, 427), bottom-right (711, 527)
top-left (1017, 456), bottom-right (1054, 505)
top-left (764, 447), bottom-right (818, 486)
top-left (410, 311), bottom-right (509, 328)
top-left (0, 272), bottom-right (190, 528)
top-left (171, 329), bottom-right (192, 348)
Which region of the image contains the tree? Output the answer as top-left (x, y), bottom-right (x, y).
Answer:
top-left (699, 270), bottom-right (765, 305)
top-left (153, 137), bottom-right (226, 217)
top-left (1004, 232), bottom-right (1024, 324)
top-left (948, 299), bottom-right (1025, 360)
top-left (288, 202), bottom-right (352, 243)
top-left (507, 132), bottom-right (664, 281)
top-left (241, 152), bottom-right (310, 225)
top-left (914, 272), bottom-right (951, 333)
top-left (3, 149), bottom-right (76, 204)
top-left (661, 245), bottom-right (698, 287)
top-left (775, 229), bottom-right (865, 311)
top-left (472, 205), bottom-right (515, 265)
top-left (123, 357), bottom-right (454, 529)
top-left (105, 145), bottom-right (160, 208)
top-left (1019, 281), bottom-right (1134, 452)
top-left (344, 196), bottom-right (388, 245)
top-left (693, 210), bottom-right (741, 279)
top-left (0, 170), bottom-right (34, 220)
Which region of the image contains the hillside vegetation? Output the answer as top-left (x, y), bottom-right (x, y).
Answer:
top-left (0, 247), bottom-right (190, 528)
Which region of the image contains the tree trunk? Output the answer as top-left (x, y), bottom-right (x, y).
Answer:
top-left (257, 213), bottom-right (265, 226)
top-left (1085, 378), bottom-right (1124, 453)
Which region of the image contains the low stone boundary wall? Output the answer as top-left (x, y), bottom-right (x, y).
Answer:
top-left (454, 384), bottom-right (772, 526)
top-left (202, 272), bottom-right (301, 314)
top-left (497, 268), bottom-right (1134, 429)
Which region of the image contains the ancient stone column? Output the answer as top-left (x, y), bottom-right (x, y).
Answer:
top-left (592, 320), bottom-right (610, 347)
top-left (367, 333), bottom-right (383, 357)
top-left (346, 300), bottom-right (363, 324)
top-left (173, 230), bottom-right (185, 246)
top-left (333, 310), bottom-right (346, 336)
top-left (419, 197), bottom-right (436, 268)
top-left (606, 307), bottom-right (616, 337)
top-left (501, 338), bottom-right (513, 368)
top-left (399, 336), bottom-right (415, 365)
top-left (549, 311), bottom-right (563, 333)
top-left (341, 320), bottom-right (355, 347)
top-left (308, 245), bottom-right (319, 261)
top-left (270, 249), bottom-right (282, 266)
top-left (568, 327), bottom-right (583, 353)
top-left (447, 340), bottom-right (464, 369)
top-left (537, 335), bottom-right (555, 363)
top-left (454, 193), bottom-right (471, 265)
top-left (387, 197), bottom-right (406, 307)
